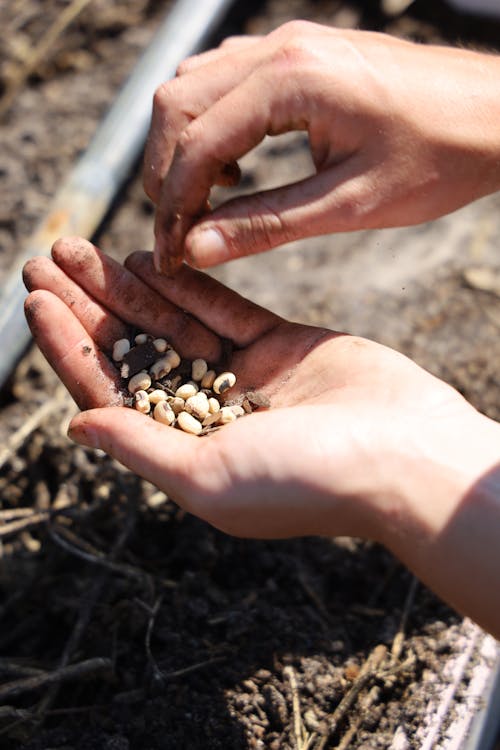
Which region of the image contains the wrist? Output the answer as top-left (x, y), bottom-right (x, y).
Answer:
top-left (430, 46), bottom-right (500, 199)
top-left (379, 406), bottom-right (500, 635)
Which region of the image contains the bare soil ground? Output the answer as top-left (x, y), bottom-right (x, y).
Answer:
top-left (0, 1), bottom-right (499, 749)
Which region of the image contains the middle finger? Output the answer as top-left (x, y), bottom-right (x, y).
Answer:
top-left (50, 237), bottom-right (221, 362)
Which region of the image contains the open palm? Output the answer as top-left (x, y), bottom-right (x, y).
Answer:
top-left (24, 237), bottom-right (473, 542)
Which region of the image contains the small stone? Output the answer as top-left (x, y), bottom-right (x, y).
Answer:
top-left (122, 341), bottom-right (158, 378)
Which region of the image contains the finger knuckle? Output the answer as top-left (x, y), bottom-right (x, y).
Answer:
top-left (152, 79), bottom-right (181, 114)
top-left (270, 40), bottom-right (316, 75)
top-left (249, 198), bottom-right (293, 249)
top-left (176, 121), bottom-right (202, 160)
top-left (220, 34), bottom-right (243, 48)
top-left (175, 56), bottom-right (196, 77)
top-left (273, 18), bottom-right (316, 40)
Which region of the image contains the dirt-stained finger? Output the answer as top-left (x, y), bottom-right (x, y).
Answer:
top-left (25, 290), bottom-right (123, 411)
top-left (50, 237), bottom-right (221, 362)
top-left (23, 255), bottom-right (128, 351)
top-left (125, 250), bottom-right (281, 346)
top-left (143, 47), bottom-right (261, 205)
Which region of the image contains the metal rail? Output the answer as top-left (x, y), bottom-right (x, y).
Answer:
top-left (0, 0), bottom-right (235, 389)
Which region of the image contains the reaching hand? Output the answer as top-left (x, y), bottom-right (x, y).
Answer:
top-left (23, 237), bottom-right (500, 637)
top-left (144, 21), bottom-right (500, 273)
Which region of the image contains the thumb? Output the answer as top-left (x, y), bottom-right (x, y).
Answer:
top-left (184, 159), bottom-right (364, 267)
top-left (68, 407), bottom-right (205, 505)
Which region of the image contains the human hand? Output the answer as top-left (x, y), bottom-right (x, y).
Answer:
top-left (145, 21), bottom-right (500, 273)
top-left (23, 237), bottom-right (500, 636)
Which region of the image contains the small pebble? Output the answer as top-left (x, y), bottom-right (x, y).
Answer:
top-left (122, 341), bottom-right (158, 376)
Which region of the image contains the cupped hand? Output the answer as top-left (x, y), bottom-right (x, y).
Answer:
top-left (23, 237), bottom-right (500, 635)
top-left (22, 236), bottom-right (476, 542)
top-left (145, 21), bottom-right (500, 273)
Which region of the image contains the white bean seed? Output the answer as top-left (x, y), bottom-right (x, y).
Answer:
top-left (153, 401), bottom-right (175, 425)
top-left (150, 349), bottom-right (180, 379)
top-left (185, 393), bottom-right (209, 420)
top-left (208, 397), bottom-right (220, 414)
top-left (150, 358), bottom-right (169, 380)
top-left (191, 358), bottom-right (208, 382)
top-left (201, 369), bottom-right (216, 389)
top-left (153, 338), bottom-right (168, 353)
top-left (134, 390), bottom-right (150, 414)
top-left (148, 389), bottom-right (168, 404)
top-left (213, 371), bottom-right (236, 395)
top-left (175, 383), bottom-right (198, 400)
top-left (128, 371), bottom-right (151, 394)
top-left (177, 411), bottom-right (202, 435)
top-left (219, 406), bottom-right (236, 424)
top-left (135, 333), bottom-right (149, 345)
top-left (112, 338), bottom-right (130, 362)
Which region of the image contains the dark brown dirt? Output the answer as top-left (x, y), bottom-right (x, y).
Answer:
top-left (1, 2), bottom-right (499, 749)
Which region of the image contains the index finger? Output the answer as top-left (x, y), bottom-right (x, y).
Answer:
top-left (153, 58), bottom-right (301, 274)
top-left (51, 237), bottom-right (222, 362)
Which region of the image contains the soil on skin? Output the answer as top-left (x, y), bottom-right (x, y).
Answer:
top-left (0, 1), bottom-right (499, 749)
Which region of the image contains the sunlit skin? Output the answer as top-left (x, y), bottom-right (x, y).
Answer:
top-left (144, 22), bottom-right (500, 273)
top-left (24, 238), bottom-right (500, 638)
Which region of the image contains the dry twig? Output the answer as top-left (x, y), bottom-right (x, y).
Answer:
top-left (161, 656), bottom-right (227, 680)
top-left (314, 645), bottom-right (387, 750)
top-left (0, 510), bottom-right (50, 538)
top-left (0, 657), bottom-right (112, 702)
top-left (334, 686), bottom-right (380, 750)
top-left (48, 523), bottom-right (151, 587)
top-left (391, 576), bottom-right (418, 662)
top-left (284, 665), bottom-right (306, 750)
top-left (36, 503), bottom-right (136, 717)
top-left (0, 386), bottom-right (68, 470)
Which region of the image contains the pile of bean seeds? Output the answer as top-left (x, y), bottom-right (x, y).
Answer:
top-left (112, 333), bottom-right (264, 436)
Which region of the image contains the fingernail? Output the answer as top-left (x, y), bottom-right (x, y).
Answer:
top-left (187, 228), bottom-right (229, 268)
